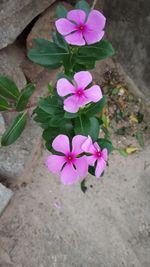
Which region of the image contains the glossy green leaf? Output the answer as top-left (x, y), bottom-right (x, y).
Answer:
top-left (28, 38), bottom-right (68, 67)
top-left (38, 96), bottom-right (63, 115)
top-left (56, 4), bottom-right (68, 18)
top-left (97, 138), bottom-right (114, 153)
top-left (52, 32), bottom-right (68, 51)
top-left (84, 96), bottom-right (107, 116)
top-left (0, 97), bottom-right (9, 111)
top-left (75, 0), bottom-right (91, 14)
top-left (0, 75), bottom-right (20, 100)
top-left (16, 83), bottom-right (35, 112)
top-left (74, 116), bottom-right (99, 141)
top-left (1, 112), bottom-right (27, 146)
top-left (64, 112), bottom-right (78, 119)
top-left (78, 40), bottom-right (115, 62)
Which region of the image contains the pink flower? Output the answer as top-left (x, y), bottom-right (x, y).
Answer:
top-left (55, 9), bottom-right (106, 46)
top-left (82, 136), bottom-right (108, 178)
top-left (57, 71), bottom-right (102, 113)
top-left (46, 134), bottom-right (88, 185)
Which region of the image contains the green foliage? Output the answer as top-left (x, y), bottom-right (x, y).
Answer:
top-left (84, 96), bottom-right (107, 117)
top-left (75, 0), bottom-right (91, 14)
top-left (136, 131), bottom-right (144, 148)
top-left (28, 38), bottom-right (68, 68)
top-left (0, 97), bottom-right (9, 111)
top-left (97, 138), bottom-right (114, 153)
top-left (1, 112), bottom-right (27, 146)
top-left (56, 4), bottom-right (68, 18)
top-left (0, 75), bottom-right (20, 100)
top-left (16, 84), bottom-right (35, 112)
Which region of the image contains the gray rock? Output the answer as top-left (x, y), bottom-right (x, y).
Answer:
top-left (0, 183), bottom-right (13, 216)
top-left (95, 0), bottom-right (150, 100)
top-left (0, 114), bottom-right (5, 139)
top-left (0, 44), bottom-right (26, 89)
top-left (0, 119), bottom-right (42, 182)
top-left (0, 0), bottom-right (55, 49)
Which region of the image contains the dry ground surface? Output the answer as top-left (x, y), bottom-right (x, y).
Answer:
top-left (0, 60), bottom-right (150, 267)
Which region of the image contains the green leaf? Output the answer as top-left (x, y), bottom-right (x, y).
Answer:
top-left (52, 32), bottom-right (68, 51)
top-left (80, 179), bottom-right (87, 193)
top-left (88, 166), bottom-right (95, 176)
top-left (136, 131), bottom-right (144, 148)
top-left (38, 96), bottom-right (62, 115)
top-left (28, 38), bottom-right (68, 68)
top-left (49, 115), bottom-right (69, 127)
top-left (97, 138), bottom-right (114, 153)
top-left (16, 83), bottom-right (35, 112)
top-left (64, 112), bottom-right (78, 119)
top-left (137, 112), bottom-right (144, 123)
top-left (56, 4), bottom-right (68, 18)
top-left (75, 0), bottom-right (91, 14)
top-left (1, 112), bottom-right (27, 146)
top-left (74, 115), bottom-right (99, 141)
top-left (115, 127), bottom-right (126, 136)
top-left (78, 40), bottom-right (115, 62)
top-left (0, 97), bottom-right (9, 111)
top-left (0, 75), bottom-right (20, 100)
top-left (84, 96), bottom-right (107, 116)
top-left (33, 107), bottom-right (51, 123)
top-left (118, 148), bottom-right (128, 157)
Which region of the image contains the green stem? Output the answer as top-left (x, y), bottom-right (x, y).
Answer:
top-left (79, 114), bottom-right (84, 134)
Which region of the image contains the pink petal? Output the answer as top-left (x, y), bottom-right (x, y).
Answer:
top-left (86, 10), bottom-right (106, 30)
top-left (60, 163), bottom-right (79, 185)
top-left (55, 18), bottom-right (76, 35)
top-left (46, 155), bottom-right (66, 173)
top-left (64, 95), bottom-right (80, 113)
top-left (74, 156), bottom-right (88, 177)
top-left (65, 31), bottom-right (85, 46)
top-left (84, 85), bottom-right (102, 103)
top-left (74, 71), bottom-right (92, 89)
top-left (52, 134), bottom-right (70, 154)
top-left (81, 136), bottom-right (95, 154)
top-left (101, 148), bottom-right (108, 161)
top-left (95, 158), bottom-right (106, 178)
top-left (67, 10), bottom-right (86, 25)
top-left (86, 155), bottom-right (96, 166)
top-left (57, 78), bottom-right (75, 97)
top-left (72, 135), bottom-right (87, 154)
top-left (94, 142), bottom-right (101, 152)
top-left (83, 30), bottom-right (105, 45)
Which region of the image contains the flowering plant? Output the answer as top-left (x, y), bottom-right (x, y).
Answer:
top-left (0, 0), bottom-right (114, 186)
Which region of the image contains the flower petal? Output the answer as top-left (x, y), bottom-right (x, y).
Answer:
top-left (86, 155), bottom-right (96, 166)
top-left (52, 134), bottom-right (70, 154)
top-left (46, 155), bottom-right (66, 173)
top-left (64, 95), bottom-right (80, 113)
top-left (55, 18), bottom-right (76, 35)
top-left (67, 10), bottom-right (86, 25)
top-left (57, 78), bottom-right (75, 97)
top-left (72, 135), bottom-right (87, 154)
top-left (75, 156), bottom-right (88, 177)
top-left (86, 10), bottom-right (106, 30)
top-left (101, 148), bottom-right (108, 161)
top-left (84, 85), bottom-right (102, 103)
top-left (95, 158), bottom-right (106, 178)
top-left (74, 71), bottom-right (92, 89)
top-left (83, 30), bottom-right (105, 45)
top-left (81, 136), bottom-right (95, 154)
top-left (60, 163), bottom-right (79, 185)
top-left (65, 31), bottom-right (85, 46)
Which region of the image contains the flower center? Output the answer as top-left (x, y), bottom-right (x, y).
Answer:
top-left (75, 88), bottom-right (84, 97)
top-left (78, 24), bottom-right (85, 32)
top-left (95, 151), bottom-right (101, 159)
top-left (66, 153), bottom-right (75, 163)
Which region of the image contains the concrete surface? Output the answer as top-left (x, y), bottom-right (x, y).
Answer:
top-left (0, 142), bottom-right (150, 267)
top-left (0, 184), bottom-right (13, 216)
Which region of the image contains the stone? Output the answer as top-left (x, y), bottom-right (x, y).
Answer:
top-left (95, 0), bottom-right (150, 100)
top-left (0, 44), bottom-right (27, 89)
top-left (0, 114), bottom-right (5, 139)
top-left (0, 0), bottom-right (55, 49)
top-left (0, 119), bottom-right (42, 183)
top-left (0, 183), bottom-right (13, 216)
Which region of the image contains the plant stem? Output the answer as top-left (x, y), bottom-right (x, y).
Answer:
top-left (92, 0), bottom-right (97, 9)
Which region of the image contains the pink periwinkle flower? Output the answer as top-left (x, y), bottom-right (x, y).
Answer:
top-left (46, 134), bottom-right (88, 185)
top-left (55, 9), bottom-right (106, 46)
top-left (57, 71), bottom-right (102, 113)
top-left (82, 136), bottom-right (108, 178)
